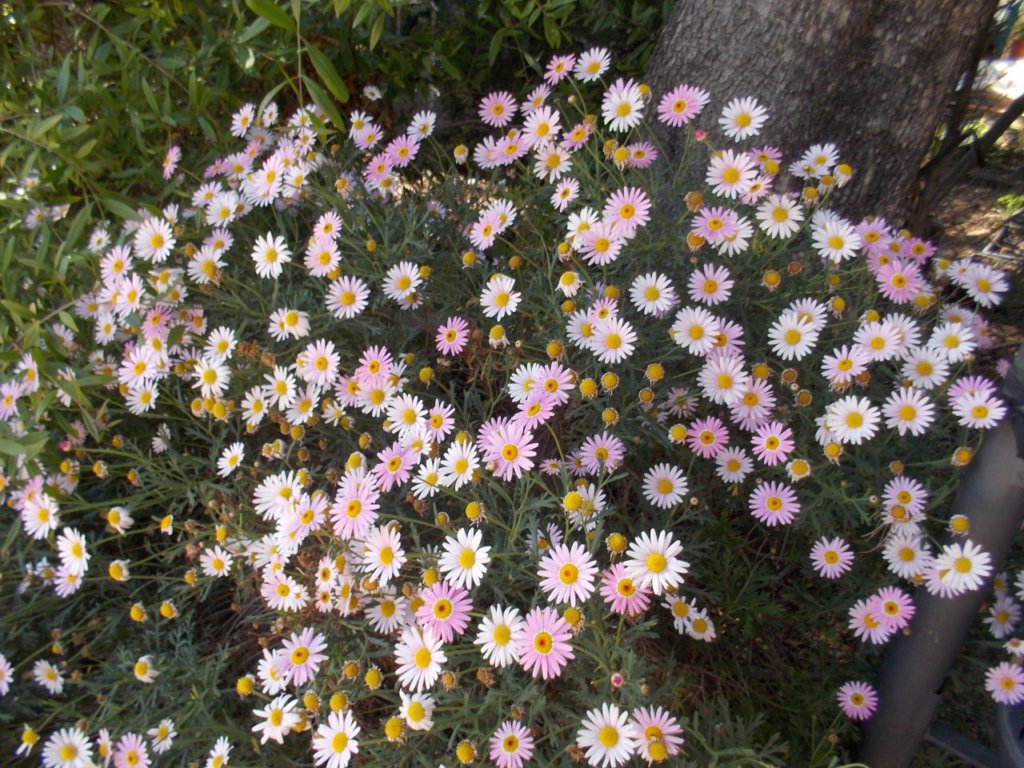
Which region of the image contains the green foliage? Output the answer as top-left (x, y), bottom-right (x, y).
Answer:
top-left (998, 192), bottom-right (1024, 214)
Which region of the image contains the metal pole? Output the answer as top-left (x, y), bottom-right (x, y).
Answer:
top-left (859, 346), bottom-right (1024, 768)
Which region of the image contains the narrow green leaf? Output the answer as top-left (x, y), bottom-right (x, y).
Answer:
top-left (369, 13), bottom-right (385, 49)
top-left (0, 430), bottom-right (49, 458)
top-left (30, 114), bottom-right (64, 141)
top-left (60, 205), bottom-right (90, 257)
top-left (141, 78), bottom-right (161, 118)
top-left (60, 105), bottom-right (86, 124)
top-left (57, 311), bottom-right (79, 334)
top-left (198, 115), bottom-right (217, 143)
top-left (0, 300), bottom-right (30, 322)
top-left (76, 139), bottom-right (98, 159)
top-left (488, 29), bottom-right (505, 66)
top-left (302, 77), bottom-right (345, 134)
top-left (237, 16), bottom-right (271, 44)
top-left (332, 0), bottom-right (352, 15)
top-left (258, 80), bottom-right (290, 121)
top-left (352, 2), bottom-right (373, 28)
top-left (245, 0), bottom-right (295, 31)
top-left (57, 56), bottom-right (71, 102)
top-left (543, 15), bottom-right (560, 48)
top-left (441, 56), bottom-right (462, 80)
top-left (306, 44), bottom-right (350, 104)
top-left (100, 197), bottom-right (141, 222)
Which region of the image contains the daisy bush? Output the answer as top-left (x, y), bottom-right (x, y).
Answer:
top-left (0, 44), bottom-right (1020, 768)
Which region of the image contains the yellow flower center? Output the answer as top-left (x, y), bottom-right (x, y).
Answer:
top-left (598, 726), bottom-right (619, 748)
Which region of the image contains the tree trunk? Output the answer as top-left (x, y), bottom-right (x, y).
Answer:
top-left (645, 0), bottom-right (997, 224)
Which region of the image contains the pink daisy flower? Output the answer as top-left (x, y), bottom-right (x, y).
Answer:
top-left (470, 210), bottom-right (502, 251)
top-left (688, 263), bottom-right (734, 306)
top-left (875, 258), bottom-right (922, 304)
top-left (416, 580), bottom-right (472, 644)
top-left (280, 626), bottom-right (327, 687)
top-left (687, 416), bottom-right (730, 459)
top-left (490, 720), bottom-right (535, 768)
top-left (426, 400), bottom-right (456, 441)
top-left (599, 563), bottom-right (652, 616)
top-left (162, 145), bottom-right (181, 180)
top-left (837, 681), bottom-right (878, 720)
top-left (356, 345), bottom-right (393, 387)
top-left (657, 83), bottom-right (709, 127)
top-left (521, 84), bottom-right (551, 115)
top-left (363, 151), bottom-right (394, 185)
top-left (538, 541), bottom-right (598, 606)
top-left (544, 53), bottom-right (576, 85)
top-left (848, 598), bottom-right (894, 645)
top-left (630, 706), bottom-right (685, 763)
top-left (511, 392), bottom-right (558, 430)
top-left (436, 316), bottom-right (470, 356)
top-left (561, 122), bottom-right (592, 151)
top-left (385, 134), bottom-right (421, 167)
top-left (729, 378), bottom-right (775, 428)
top-left (691, 206), bottom-right (740, 244)
top-left (552, 177), bottom-right (580, 212)
top-left (141, 305), bottom-right (172, 340)
top-left (479, 91), bottom-right (517, 127)
top-left (539, 361), bottom-right (575, 405)
top-left (820, 344), bottom-right (870, 387)
top-left (810, 537), bottom-right (854, 579)
top-left (750, 420), bottom-right (795, 466)
top-left (478, 418), bottom-right (538, 481)
top-left (900, 236), bottom-right (936, 265)
top-left (578, 430), bottom-right (626, 474)
top-left (330, 474), bottom-right (380, 540)
top-left (870, 586), bottom-right (915, 632)
top-left (517, 607), bottom-right (574, 680)
top-left (948, 374), bottom-right (997, 400)
top-left (114, 732), bottom-right (150, 768)
top-left (882, 476), bottom-right (929, 518)
top-left (986, 662), bottom-right (1024, 705)
top-left (603, 186), bottom-right (651, 236)
top-left (372, 443), bottom-right (416, 493)
top-left (626, 141), bottom-right (658, 168)
top-left (748, 481), bottom-right (799, 526)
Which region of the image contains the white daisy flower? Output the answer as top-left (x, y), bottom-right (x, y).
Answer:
top-left (217, 442), bottom-right (245, 477)
top-left (630, 272), bottom-right (676, 316)
top-left (394, 626), bottom-right (447, 692)
top-left (251, 233), bottom-right (291, 279)
top-left (719, 96), bottom-right (768, 141)
top-left (480, 275), bottom-right (521, 320)
top-left (577, 703), bottom-right (638, 768)
top-left (642, 464), bottom-right (688, 509)
top-left (935, 540), bottom-right (992, 593)
top-left (474, 605), bottom-right (524, 668)
top-left (624, 529), bottom-right (688, 595)
top-left (824, 396), bottom-right (881, 445)
top-left (438, 528), bottom-right (491, 589)
top-left (811, 213), bottom-right (861, 263)
top-left (768, 310), bottom-right (819, 361)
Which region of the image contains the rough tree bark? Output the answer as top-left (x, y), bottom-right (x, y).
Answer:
top-left (645, 0), bottom-right (998, 224)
